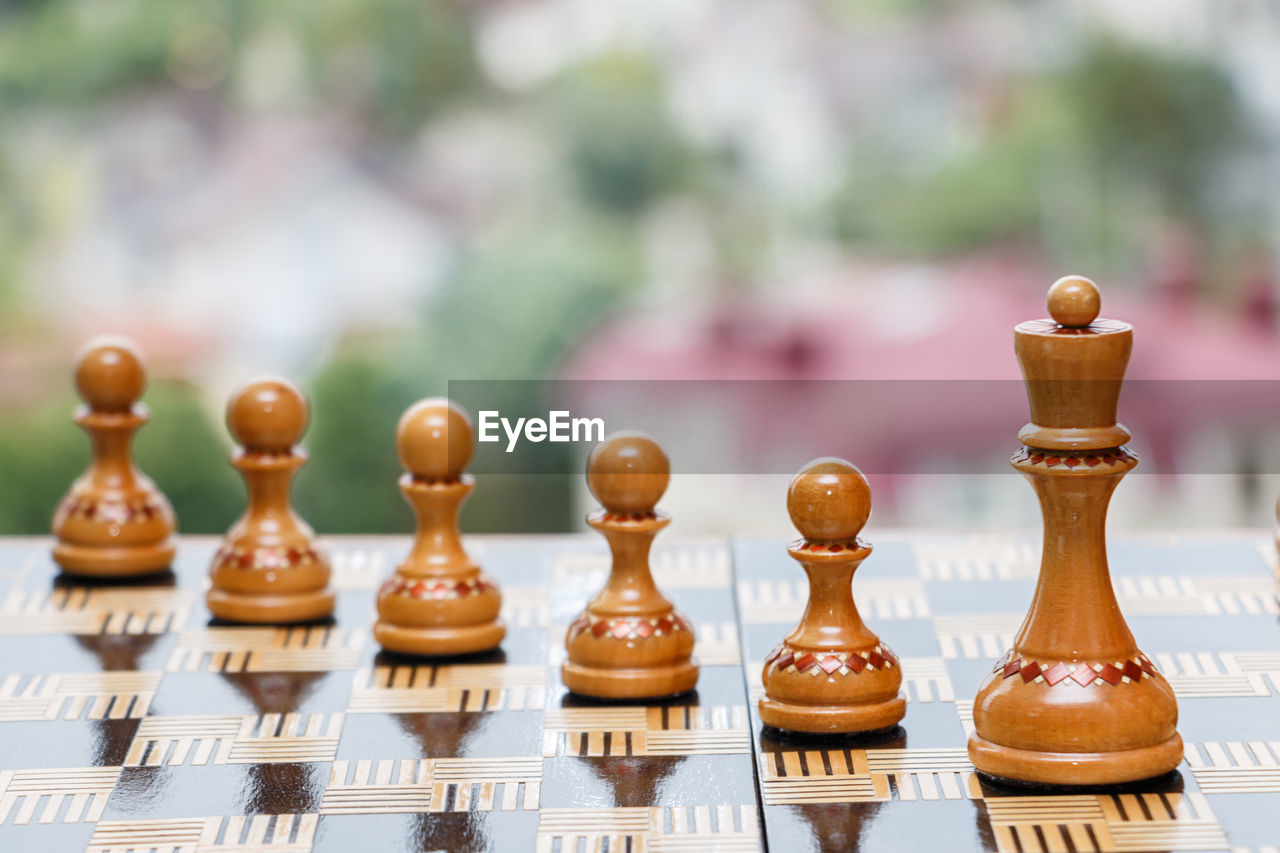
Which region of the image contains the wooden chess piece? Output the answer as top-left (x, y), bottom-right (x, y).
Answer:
top-left (207, 377), bottom-right (335, 624)
top-left (759, 459), bottom-right (905, 734)
top-left (52, 336), bottom-right (177, 576)
top-left (969, 276), bottom-right (1182, 786)
top-left (562, 432), bottom-right (698, 699)
top-left (374, 399), bottom-right (505, 656)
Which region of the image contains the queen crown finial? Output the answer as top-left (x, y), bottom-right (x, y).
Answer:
top-left (1048, 276), bottom-right (1101, 328)
top-left (1014, 276), bottom-right (1133, 451)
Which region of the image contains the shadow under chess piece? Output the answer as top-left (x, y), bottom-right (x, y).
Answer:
top-left (968, 276), bottom-right (1182, 786)
top-left (52, 336), bottom-right (177, 577)
top-left (374, 398), bottom-right (504, 656)
top-left (207, 377), bottom-right (335, 624)
top-left (759, 459), bottom-right (905, 734)
top-left (562, 432), bottom-right (697, 700)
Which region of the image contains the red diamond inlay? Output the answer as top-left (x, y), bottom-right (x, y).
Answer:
top-left (819, 656), bottom-right (843, 674)
top-left (765, 646), bottom-right (781, 663)
top-left (1141, 658), bottom-right (1157, 675)
top-left (431, 583), bottom-right (450, 600)
top-left (656, 618), bottom-right (674, 634)
top-left (1099, 664), bottom-right (1124, 685)
top-left (1030, 454), bottom-right (1045, 464)
top-left (633, 621), bottom-right (654, 638)
top-left (456, 583), bottom-right (471, 597)
top-left (1086, 456), bottom-right (1101, 467)
top-left (829, 544), bottom-right (843, 552)
top-left (1002, 659), bottom-right (1022, 678)
top-left (1122, 660), bottom-right (1143, 681)
top-left (611, 621), bottom-right (633, 639)
top-left (867, 651), bottom-right (886, 669)
top-left (1043, 662), bottom-right (1071, 685)
top-left (1065, 458), bottom-right (1080, 468)
top-left (1019, 662), bottom-right (1042, 682)
top-left (793, 654), bottom-right (817, 672)
top-left (1045, 457), bottom-right (1061, 467)
top-left (775, 652), bottom-right (795, 670)
top-left (591, 620), bottom-right (609, 638)
top-left (1070, 665), bottom-right (1096, 686)
top-left (846, 655), bottom-right (867, 673)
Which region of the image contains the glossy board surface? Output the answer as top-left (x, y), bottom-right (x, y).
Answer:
top-left (735, 531), bottom-right (1280, 853)
top-left (0, 533), bottom-right (1277, 851)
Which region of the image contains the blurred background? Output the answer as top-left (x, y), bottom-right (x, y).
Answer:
top-left (2, 0), bottom-right (1280, 538)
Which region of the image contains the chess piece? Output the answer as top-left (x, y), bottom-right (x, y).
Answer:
top-left (207, 377), bottom-right (335, 624)
top-left (562, 432), bottom-right (698, 699)
top-left (759, 459), bottom-right (904, 733)
top-left (969, 276), bottom-right (1182, 786)
top-left (374, 399), bottom-right (505, 656)
top-left (52, 336), bottom-right (177, 576)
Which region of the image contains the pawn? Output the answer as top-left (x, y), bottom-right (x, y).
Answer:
top-left (759, 459), bottom-right (905, 734)
top-left (562, 432), bottom-right (698, 699)
top-left (52, 336), bottom-right (177, 576)
top-left (374, 399), bottom-right (504, 656)
top-left (207, 377), bottom-right (335, 623)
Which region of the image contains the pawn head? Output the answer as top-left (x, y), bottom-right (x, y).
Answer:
top-left (787, 458), bottom-right (871, 543)
top-left (226, 376), bottom-right (308, 451)
top-left (587, 431), bottom-right (669, 513)
top-left (396, 398), bottom-right (474, 479)
top-left (74, 335), bottom-right (146, 411)
top-left (1047, 275), bottom-right (1101, 328)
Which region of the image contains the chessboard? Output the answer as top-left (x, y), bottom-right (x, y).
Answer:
top-left (0, 532), bottom-right (1277, 853)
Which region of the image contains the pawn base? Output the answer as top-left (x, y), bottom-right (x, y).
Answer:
top-left (968, 731), bottom-right (1184, 787)
top-left (206, 587), bottom-right (335, 624)
top-left (758, 695), bottom-right (906, 735)
top-left (374, 619), bottom-right (505, 657)
top-left (53, 539), bottom-right (175, 577)
top-left (562, 660), bottom-right (698, 700)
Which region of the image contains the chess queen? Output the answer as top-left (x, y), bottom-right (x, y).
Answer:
top-left (968, 277), bottom-right (1182, 785)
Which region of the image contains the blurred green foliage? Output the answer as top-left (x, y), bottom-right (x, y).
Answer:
top-left (136, 381), bottom-right (241, 532)
top-left (0, 394), bottom-right (83, 535)
top-left (550, 57), bottom-right (687, 214)
top-left (832, 37), bottom-right (1251, 267)
top-left (0, 1), bottom-right (1264, 536)
top-left (1063, 39), bottom-right (1245, 217)
top-left (301, 222), bottom-right (639, 534)
top-left (0, 0), bottom-right (476, 131)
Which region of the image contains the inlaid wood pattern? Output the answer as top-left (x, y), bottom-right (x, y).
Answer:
top-left (542, 705), bottom-right (751, 757)
top-left (348, 663), bottom-right (548, 713)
